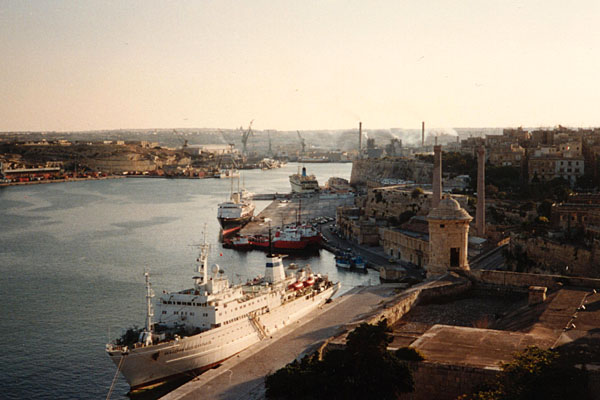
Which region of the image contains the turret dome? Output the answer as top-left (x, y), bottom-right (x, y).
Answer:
top-left (427, 195), bottom-right (472, 221)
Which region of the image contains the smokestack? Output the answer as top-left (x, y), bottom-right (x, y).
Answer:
top-left (422, 121), bottom-right (425, 147)
top-left (476, 146), bottom-right (486, 236)
top-left (435, 135), bottom-right (438, 146)
top-left (358, 122), bottom-right (362, 159)
top-left (432, 145), bottom-right (442, 208)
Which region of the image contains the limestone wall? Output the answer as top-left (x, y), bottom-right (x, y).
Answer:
top-left (465, 269), bottom-right (600, 290)
top-left (509, 235), bottom-right (600, 278)
top-left (401, 361), bottom-right (498, 400)
top-left (365, 277), bottom-right (472, 327)
top-left (366, 187), bottom-right (432, 220)
top-left (84, 158), bottom-right (157, 173)
top-left (350, 158), bottom-right (433, 186)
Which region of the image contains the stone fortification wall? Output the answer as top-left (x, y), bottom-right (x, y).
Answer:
top-left (464, 269), bottom-right (600, 290)
top-left (509, 235), bottom-right (600, 278)
top-left (365, 277), bottom-right (472, 327)
top-left (402, 348), bottom-right (600, 400)
top-left (350, 158), bottom-right (433, 187)
top-left (84, 158), bottom-right (157, 172)
top-left (366, 186), bottom-right (432, 220)
top-left (401, 362), bottom-right (498, 400)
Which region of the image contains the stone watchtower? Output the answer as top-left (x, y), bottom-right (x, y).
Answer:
top-left (426, 196), bottom-right (473, 278)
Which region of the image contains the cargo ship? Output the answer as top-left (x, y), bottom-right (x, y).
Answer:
top-left (106, 239), bottom-right (339, 391)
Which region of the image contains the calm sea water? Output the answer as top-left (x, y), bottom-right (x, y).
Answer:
top-left (0, 163), bottom-right (378, 400)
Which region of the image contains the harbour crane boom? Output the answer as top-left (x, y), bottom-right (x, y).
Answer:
top-left (241, 120), bottom-right (254, 156)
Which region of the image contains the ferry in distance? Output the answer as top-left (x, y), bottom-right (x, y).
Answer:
top-left (290, 167), bottom-right (319, 193)
top-left (217, 189), bottom-right (255, 236)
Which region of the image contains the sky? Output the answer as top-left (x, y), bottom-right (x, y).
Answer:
top-left (1, 1), bottom-right (599, 132)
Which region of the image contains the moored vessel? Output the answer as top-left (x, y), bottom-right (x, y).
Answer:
top-left (335, 251), bottom-right (366, 270)
top-left (106, 238), bottom-right (339, 390)
top-left (217, 188), bottom-right (255, 236)
top-left (289, 167), bottom-right (319, 193)
top-left (217, 168), bottom-right (240, 179)
top-left (225, 223), bottom-right (323, 252)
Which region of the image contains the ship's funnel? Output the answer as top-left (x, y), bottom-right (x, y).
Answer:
top-left (265, 254), bottom-right (286, 283)
top-left (302, 167), bottom-right (307, 177)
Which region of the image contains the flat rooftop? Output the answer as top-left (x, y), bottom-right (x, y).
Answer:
top-left (393, 284), bottom-right (600, 369)
top-left (411, 325), bottom-right (556, 370)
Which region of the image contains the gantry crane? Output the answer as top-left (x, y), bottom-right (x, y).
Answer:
top-left (240, 120), bottom-right (254, 156)
top-left (296, 131), bottom-right (306, 155)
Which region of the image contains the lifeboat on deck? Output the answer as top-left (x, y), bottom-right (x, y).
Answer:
top-left (303, 276), bottom-right (315, 287)
top-left (288, 281), bottom-right (304, 291)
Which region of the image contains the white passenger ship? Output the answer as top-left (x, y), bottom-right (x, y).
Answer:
top-left (217, 189), bottom-right (255, 236)
top-left (289, 167), bottom-right (319, 193)
top-left (106, 240), bottom-right (340, 390)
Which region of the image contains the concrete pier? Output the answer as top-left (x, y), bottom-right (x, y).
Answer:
top-left (161, 284), bottom-right (403, 400)
top-left (240, 194), bottom-right (354, 236)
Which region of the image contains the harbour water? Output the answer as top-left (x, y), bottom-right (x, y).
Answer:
top-left (0, 163), bottom-right (378, 399)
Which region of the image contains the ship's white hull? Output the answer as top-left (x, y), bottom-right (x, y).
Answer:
top-left (108, 283), bottom-right (340, 389)
top-left (290, 179), bottom-right (318, 193)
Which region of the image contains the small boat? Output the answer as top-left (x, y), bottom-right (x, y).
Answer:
top-left (335, 251), bottom-right (366, 270)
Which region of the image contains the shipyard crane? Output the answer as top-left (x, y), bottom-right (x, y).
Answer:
top-left (173, 129), bottom-right (188, 157)
top-left (267, 131), bottom-right (273, 157)
top-left (240, 120), bottom-right (254, 156)
top-left (217, 129), bottom-right (238, 169)
top-left (296, 131), bottom-right (306, 155)
top-left (218, 129), bottom-right (235, 153)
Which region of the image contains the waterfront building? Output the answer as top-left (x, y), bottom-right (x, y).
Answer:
top-left (425, 196), bottom-right (473, 277)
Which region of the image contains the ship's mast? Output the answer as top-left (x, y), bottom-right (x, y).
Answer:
top-left (230, 172), bottom-right (234, 200)
top-left (199, 229), bottom-right (210, 285)
top-left (144, 271), bottom-right (154, 334)
top-left (268, 223), bottom-right (273, 257)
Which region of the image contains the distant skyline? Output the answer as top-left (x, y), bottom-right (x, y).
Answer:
top-left (1, 1), bottom-right (599, 132)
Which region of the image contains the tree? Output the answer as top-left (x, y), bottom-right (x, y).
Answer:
top-left (486, 184), bottom-right (499, 198)
top-left (537, 199), bottom-right (553, 219)
top-left (411, 187), bottom-right (424, 199)
top-left (460, 346), bottom-right (589, 400)
top-left (265, 320), bottom-right (415, 400)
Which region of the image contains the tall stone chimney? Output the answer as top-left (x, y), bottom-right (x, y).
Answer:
top-left (432, 145), bottom-right (442, 208)
top-left (358, 122), bottom-right (362, 159)
top-left (422, 121), bottom-right (425, 147)
top-left (476, 146), bottom-right (486, 236)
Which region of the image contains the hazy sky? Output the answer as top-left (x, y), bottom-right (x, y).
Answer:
top-left (1, 1), bottom-right (599, 132)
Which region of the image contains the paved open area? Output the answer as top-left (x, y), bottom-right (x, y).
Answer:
top-left (161, 284), bottom-right (403, 400)
top-left (240, 194), bottom-right (353, 236)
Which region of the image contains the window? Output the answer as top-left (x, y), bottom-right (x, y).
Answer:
top-left (440, 224), bottom-right (445, 228)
